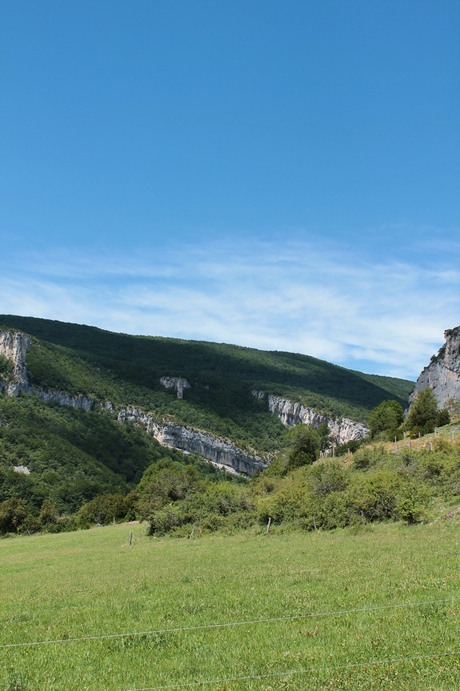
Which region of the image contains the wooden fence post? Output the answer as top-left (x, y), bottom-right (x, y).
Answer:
top-left (267, 517), bottom-right (271, 534)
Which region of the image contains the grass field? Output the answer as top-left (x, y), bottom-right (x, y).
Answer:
top-left (1, 519), bottom-right (459, 690)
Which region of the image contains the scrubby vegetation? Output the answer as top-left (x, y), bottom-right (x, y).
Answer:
top-left (0, 383), bottom-right (457, 540)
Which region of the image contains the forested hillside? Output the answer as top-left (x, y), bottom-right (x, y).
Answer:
top-left (0, 315), bottom-right (413, 432)
top-left (0, 315), bottom-right (416, 527)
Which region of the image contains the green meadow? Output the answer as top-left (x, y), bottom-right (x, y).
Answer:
top-left (1, 519), bottom-right (459, 690)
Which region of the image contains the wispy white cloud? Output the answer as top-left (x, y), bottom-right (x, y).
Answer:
top-left (1, 237), bottom-right (459, 380)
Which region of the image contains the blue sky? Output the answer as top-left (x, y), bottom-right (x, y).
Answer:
top-left (1, 1), bottom-right (459, 379)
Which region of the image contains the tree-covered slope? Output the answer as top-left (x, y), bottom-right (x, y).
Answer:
top-left (0, 315), bottom-right (413, 456)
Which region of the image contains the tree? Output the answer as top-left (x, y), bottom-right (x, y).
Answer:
top-left (285, 424), bottom-right (330, 473)
top-left (368, 400), bottom-right (404, 439)
top-left (405, 388), bottom-right (438, 437)
top-left (435, 408), bottom-right (450, 428)
top-left (39, 499), bottom-right (57, 528)
top-left (0, 498), bottom-right (30, 534)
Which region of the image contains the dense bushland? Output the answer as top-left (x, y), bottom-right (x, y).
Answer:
top-left (8, 436), bottom-right (454, 539)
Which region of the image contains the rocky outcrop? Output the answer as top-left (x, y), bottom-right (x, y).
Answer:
top-left (267, 395), bottom-right (369, 445)
top-left (118, 406), bottom-right (266, 476)
top-left (409, 326), bottom-right (460, 410)
top-left (0, 331), bottom-right (30, 396)
top-left (13, 465), bottom-right (30, 475)
top-left (252, 390), bottom-right (265, 400)
top-left (30, 387), bottom-right (94, 411)
top-left (160, 377), bottom-right (191, 399)
top-left (0, 329), bottom-right (94, 410)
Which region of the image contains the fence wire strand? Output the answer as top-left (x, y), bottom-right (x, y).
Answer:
top-left (0, 595), bottom-right (456, 650)
top-left (124, 649), bottom-right (460, 690)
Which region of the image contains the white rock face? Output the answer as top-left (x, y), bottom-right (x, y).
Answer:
top-left (252, 390), bottom-right (265, 399)
top-left (118, 405), bottom-right (266, 476)
top-left (0, 329), bottom-right (94, 410)
top-left (160, 377), bottom-right (191, 399)
top-left (30, 387), bottom-right (94, 411)
top-left (0, 331), bottom-right (30, 396)
top-left (267, 395), bottom-right (369, 445)
top-left (14, 465), bottom-right (30, 475)
top-left (409, 326), bottom-right (460, 409)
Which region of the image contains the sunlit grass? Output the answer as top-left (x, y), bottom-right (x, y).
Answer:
top-left (1, 518), bottom-right (459, 690)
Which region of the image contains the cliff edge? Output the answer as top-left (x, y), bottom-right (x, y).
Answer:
top-left (409, 326), bottom-right (460, 409)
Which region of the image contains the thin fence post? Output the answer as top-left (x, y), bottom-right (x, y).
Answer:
top-left (190, 525), bottom-right (195, 538)
top-left (267, 517), bottom-right (271, 534)
top-left (361, 510), bottom-right (364, 526)
top-left (128, 531), bottom-right (133, 546)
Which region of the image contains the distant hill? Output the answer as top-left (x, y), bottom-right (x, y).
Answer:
top-left (0, 314), bottom-right (414, 518)
top-left (0, 314), bottom-right (413, 446)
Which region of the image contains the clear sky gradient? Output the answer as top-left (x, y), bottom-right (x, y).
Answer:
top-left (1, 1), bottom-right (459, 379)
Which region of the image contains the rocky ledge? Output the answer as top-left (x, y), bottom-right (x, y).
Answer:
top-left (0, 330), bottom-right (94, 410)
top-left (118, 406), bottom-right (266, 476)
top-left (268, 395), bottom-right (369, 445)
top-left (160, 377), bottom-right (191, 399)
top-left (409, 326), bottom-right (460, 409)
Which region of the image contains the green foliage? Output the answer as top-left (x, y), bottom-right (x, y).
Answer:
top-left (284, 423), bottom-right (330, 473)
top-left (435, 407), bottom-right (450, 427)
top-left (406, 389), bottom-right (438, 436)
top-left (368, 399), bottom-right (404, 439)
top-left (132, 439), bottom-right (460, 534)
top-left (1, 315), bottom-right (413, 449)
top-left (0, 354), bottom-right (14, 382)
top-left (0, 394), bottom-right (187, 519)
top-left (0, 498), bottom-right (35, 534)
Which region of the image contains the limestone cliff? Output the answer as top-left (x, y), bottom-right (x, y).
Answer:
top-left (117, 406), bottom-right (266, 476)
top-left (267, 395), bottom-right (369, 445)
top-left (0, 331), bottom-right (30, 396)
top-left (160, 377), bottom-right (191, 399)
top-left (409, 326), bottom-right (460, 409)
top-left (0, 330), bottom-right (94, 410)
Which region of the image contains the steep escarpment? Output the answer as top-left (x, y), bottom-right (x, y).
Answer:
top-left (409, 326), bottom-right (460, 409)
top-left (0, 331), bottom-right (30, 395)
top-left (118, 406), bottom-right (266, 476)
top-left (267, 395), bottom-right (369, 444)
top-left (0, 330), bottom-right (94, 410)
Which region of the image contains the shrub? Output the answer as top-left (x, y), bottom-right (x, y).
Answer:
top-left (406, 389), bottom-right (438, 437)
top-left (435, 408), bottom-right (450, 428)
top-left (368, 400), bottom-right (404, 439)
top-left (0, 498), bottom-right (35, 534)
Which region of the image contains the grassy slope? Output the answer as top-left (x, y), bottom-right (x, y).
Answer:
top-left (0, 315), bottom-right (414, 453)
top-left (1, 520), bottom-right (459, 690)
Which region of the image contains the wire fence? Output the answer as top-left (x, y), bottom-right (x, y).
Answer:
top-left (1, 595), bottom-right (456, 650)
top-left (123, 649), bottom-right (460, 690)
